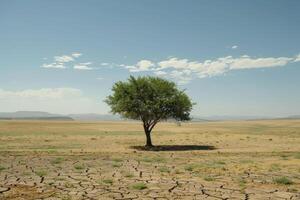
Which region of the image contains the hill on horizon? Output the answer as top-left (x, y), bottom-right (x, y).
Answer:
top-left (0, 111), bottom-right (299, 121)
top-left (0, 111), bottom-right (73, 121)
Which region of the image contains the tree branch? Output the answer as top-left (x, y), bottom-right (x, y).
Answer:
top-left (149, 120), bottom-right (159, 133)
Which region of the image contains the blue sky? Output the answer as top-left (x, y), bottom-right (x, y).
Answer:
top-left (0, 0), bottom-right (299, 116)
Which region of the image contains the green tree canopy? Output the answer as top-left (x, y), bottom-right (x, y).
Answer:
top-left (105, 76), bottom-right (193, 147)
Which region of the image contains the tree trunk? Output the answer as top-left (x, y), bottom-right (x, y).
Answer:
top-left (145, 130), bottom-right (153, 147)
top-left (143, 121), bottom-right (157, 147)
top-left (145, 131), bottom-right (153, 147)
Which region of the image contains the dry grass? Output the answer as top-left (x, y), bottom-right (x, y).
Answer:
top-left (0, 119), bottom-right (299, 199)
top-left (0, 119), bottom-right (299, 153)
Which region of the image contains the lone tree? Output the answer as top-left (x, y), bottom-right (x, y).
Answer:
top-left (105, 76), bottom-right (193, 147)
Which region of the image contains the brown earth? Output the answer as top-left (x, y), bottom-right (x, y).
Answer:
top-left (0, 120), bottom-right (299, 199)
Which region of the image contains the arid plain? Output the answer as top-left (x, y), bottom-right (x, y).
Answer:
top-left (0, 120), bottom-right (299, 199)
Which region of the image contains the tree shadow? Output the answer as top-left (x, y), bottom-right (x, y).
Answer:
top-left (131, 145), bottom-right (216, 151)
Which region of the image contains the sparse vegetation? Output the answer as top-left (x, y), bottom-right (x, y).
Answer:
top-left (35, 170), bottom-right (47, 177)
top-left (174, 169), bottom-right (182, 174)
top-left (74, 164), bottom-right (84, 170)
top-left (184, 164), bottom-right (198, 172)
top-left (131, 182), bottom-right (147, 190)
top-left (22, 172), bottom-right (31, 176)
top-left (214, 160), bottom-right (226, 165)
top-left (139, 157), bottom-right (153, 163)
top-left (159, 166), bottom-right (170, 173)
top-left (102, 179), bottom-right (113, 185)
top-left (61, 196), bottom-right (72, 200)
top-left (280, 154), bottom-right (289, 160)
top-left (239, 159), bottom-right (254, 164)
top-left (0, 120), bottom-right (299, 199)
top-left (152, 156), bottom-right (166, 163)
top-left (0, 166), bottom-right (5, 171)
top-left (51, 157), bottom-right (64, 164)
top-left (54, 177), bottom-right (66, 181)
top-left (204, 176), bottom-right (215, 181)
top-left (273, 177), bottom-right (293, 185)
top-left (64, 182), bottom-right (75, 188)
top-left (123, 172), bottom-right (134, 178)
top-left (236, 177), bottom-right (247, 188)
top-left (112, 157), bottom-right (123, 162)
top-left (294, 153), bottom-right (300, 159)
top-left (139, 156), bottom-right (166, 163)
top-left (269, 163), bottom-right (281, 171)
top-left (112, 162), bottom-right (122, 168)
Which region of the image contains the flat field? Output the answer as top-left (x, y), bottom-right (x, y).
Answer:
top-left (0, 120), bottom-right (299, 199)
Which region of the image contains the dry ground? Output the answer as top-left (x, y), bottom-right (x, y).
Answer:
top-left (0, 120), bottom-right (299, 199)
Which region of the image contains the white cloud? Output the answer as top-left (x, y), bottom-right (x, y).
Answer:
top-left (169, 70), bottom-right (192, 85)
top-left (81, 62), bottom-right (92, 65)
top-left (154, 69), bottom-right (192, 85)
top-left (41, 63), bottom-right (66, 69)
top-left (74, 65), bottom-right (93, 70)
top-left (125, 54), bottom-right (298, 84)
top-left (74, 62), bottom-right (93, 70)
top-left (294, 54), bottom-right (300, 62)
top-left (41, 52), bottom-right (88, 70)
top-left (72, 52), bottom-right (82, 58)
top-left (154, 70), bottom-right (167, 76)
top-left (125, 60), bottom-right (155, 72)
top-left (241, 55), bottom-right (250, 58)
top-left (229, 56), bottom-right (292, 69)
top-left (54, 55), bottom-right (74, 63)
top-left (231, 45), bottom-right (238, 49)
top-left (42, 52), bottom-right (299, 84)
top-left (124, 65), bottom-right (140, 72)
top-left (136, 60), bottom-right (154, 70)
top-left (0, 88), bottom-right (103, 114)
top-left (156, 57), bottom-right (230, 78)
top-left (156, 56), bottom-right (294, 78)
top-left (158, 58), bottom-right (189, 70)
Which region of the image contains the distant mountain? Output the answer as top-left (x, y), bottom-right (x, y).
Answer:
top-left (190, 116), bottom-right (213, 122)
top-left (0, 111), bottom-right (299, 121)
top-left (0, 111), bottom-right (73, 121)
top-left (0, 112), bottom-right (125, 121)
top-left (68, 113), bottom-right (121, 121)
top-left (284, 115), bottom-right (300, 119)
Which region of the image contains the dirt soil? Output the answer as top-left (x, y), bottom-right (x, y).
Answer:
top-left (0, 120), bottom-right (299, 199)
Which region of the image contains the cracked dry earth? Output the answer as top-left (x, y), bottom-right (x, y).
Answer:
top-left (0, 120), bottom-right (300, 199)
top-left (0, 152), bottom-right (299, 200)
